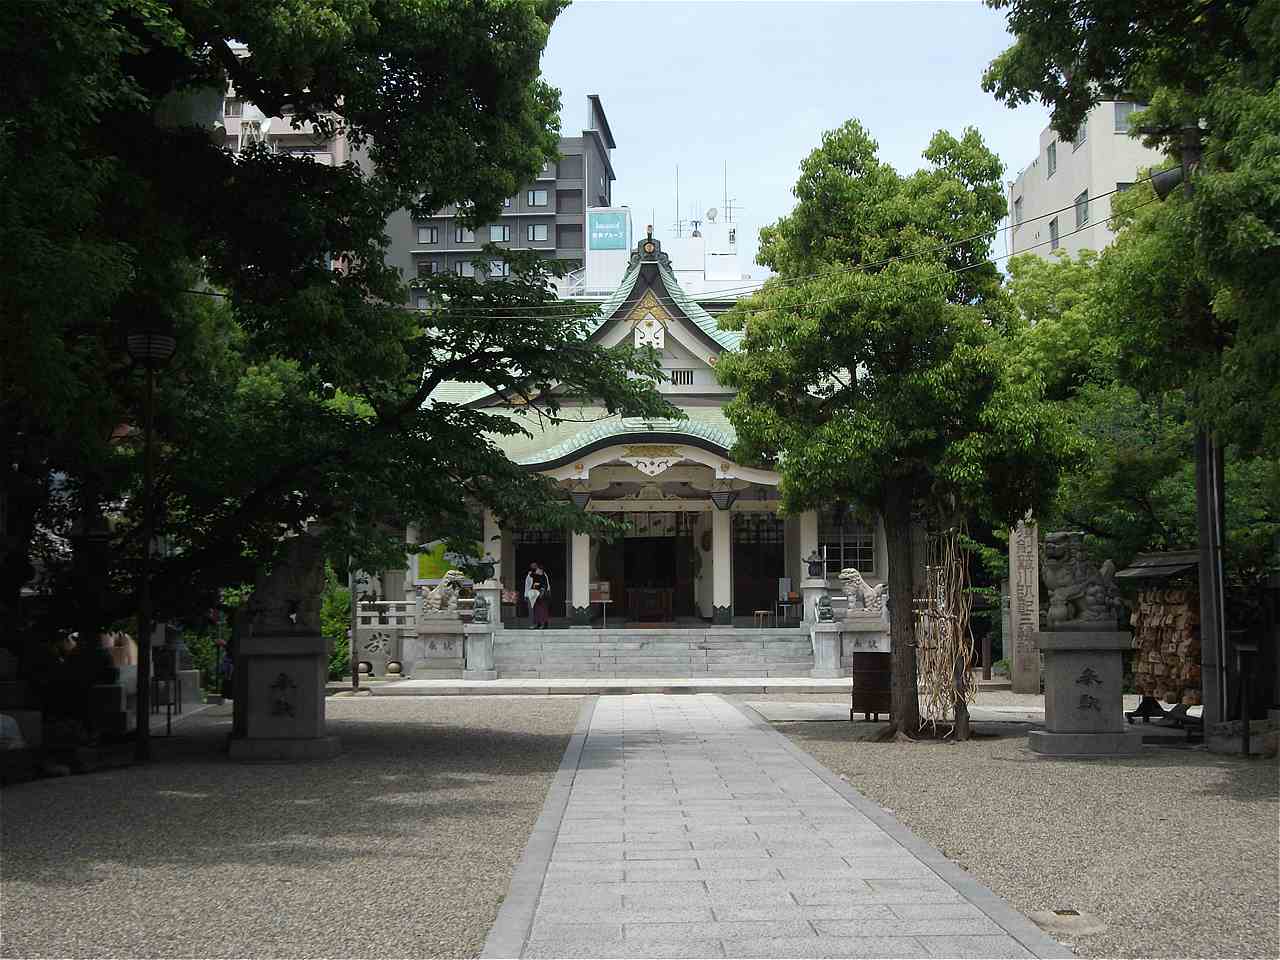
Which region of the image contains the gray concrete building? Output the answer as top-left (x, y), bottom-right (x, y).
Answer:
top-left (386, 95), bottom-right (617, 305)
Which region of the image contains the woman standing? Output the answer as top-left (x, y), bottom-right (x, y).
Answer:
top-left (524, 562), bottom-right (551, 629)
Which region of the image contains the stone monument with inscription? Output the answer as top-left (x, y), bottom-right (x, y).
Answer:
top-left (229, 533), bottom-right (340, 761)
top-left (1008, 520), bottom-right (1041, 694)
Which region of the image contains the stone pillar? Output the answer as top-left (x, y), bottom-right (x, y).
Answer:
top-left (1029, 631), bottom-right (1142, 756)
top-left (463, 624), bottom-right (497, 680)
top-left (712, 507), bottom-right (733, 625)
top-left (570, 530), bottom-right (591, 626)
top-left (475, 579), bottom-right (503, 630)
top-left (810, 623), bottom-right (842, 678)
top-left (1009, 520), bottom-right (1041, 694)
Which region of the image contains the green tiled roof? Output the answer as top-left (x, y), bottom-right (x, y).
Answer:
top-left (428, 243), bottom-right (739, 408)
top-left (514, 417), bottom-right (737, 465)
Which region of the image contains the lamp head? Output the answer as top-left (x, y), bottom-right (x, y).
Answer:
top-left (125, 330), bottom-right (177, 370)
top-left (1151, 166), bottom-right (1184, 201)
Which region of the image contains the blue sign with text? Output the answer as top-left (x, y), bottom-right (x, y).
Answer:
top-left (588, 212), bottom-right (628, 250)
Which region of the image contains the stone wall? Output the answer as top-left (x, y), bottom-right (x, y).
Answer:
top-left (1132, 587), bottom-right (1201, 705)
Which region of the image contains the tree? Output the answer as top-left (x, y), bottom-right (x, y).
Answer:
top-left (999, 250), bottom-right (1279, 600)
top-left (716, 121), bottom-right (1076, 736)
top-left (983, 0), bottom-right (1280, 457)
top-left (0, 3), bottom-right (673, 664)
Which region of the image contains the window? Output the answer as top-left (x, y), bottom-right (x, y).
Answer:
top-left (1072, 126), bottom-right (1087, 151)
top-left (1049, 217), bottom-right (1060, 250)
top-left (1114, 102), bottom-right (1145, 133)
top-left (453, 226), bottom-right (475, 244)
top-left (527, 189), bottom-right (549, 207)
top-left (669, 369), bottom-right (695, 386)
top-left (503, 197), bottom-right (513, 208)
top-left (488, 260), bottom-right (510, 278)
top-left (1013, 196), bottom-right (1023, 225)
top-left (415, 295), bottom-right (430, 310)
top-left (415, 260), bottom-right (440, 278)
top-left (557, 155), bottom-right (584, 179)
top-left (818, 509), bottom-right (876, 576)
top-left (223, 98), bottom-right (243, 117)
top-left (489, 224), bottom-right (510, 242)
top-left (454, 260), bottom-right (475, 277)
top-left (1046, 141), bottom-right (1057, 178)
top-left (1116, 181), bottom-right (1134, 193)
top-left (527, 223), bottom-right (549, 242)
top-left (1074, 189), bottom-right (1089, 228)
top-left (416, 226), bottom-right (438, 244)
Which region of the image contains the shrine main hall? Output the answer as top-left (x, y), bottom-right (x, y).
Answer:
top-left (416, 233), bottom-right (888, 629)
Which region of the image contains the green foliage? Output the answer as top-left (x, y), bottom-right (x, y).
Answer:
top-left (998, 246), bottom-right (1279, 602)
top-left (182, 629), bottom-right (221, 693)
top-left (984, 0), bottom-right (1280, 457)
top-left (718, 120), bottom-right (1074, 532)
top-left (320, 564), bottom-right (351, 682)
top-left (1, 2), bottom-right (676, 643)
top-left (718, 120), bottom-right (1077, 731)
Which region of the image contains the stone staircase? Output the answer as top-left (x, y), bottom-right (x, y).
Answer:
top-left (492, 628), bottom-right (814, 679)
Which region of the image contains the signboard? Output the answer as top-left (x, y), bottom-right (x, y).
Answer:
top-left (588, 211), bottom-right (628, 250)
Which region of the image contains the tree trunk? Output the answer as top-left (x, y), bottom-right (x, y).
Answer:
top-left (954, 654), bottom-right (971, 741)
top-left (882, 485), bottom-right (920, 736)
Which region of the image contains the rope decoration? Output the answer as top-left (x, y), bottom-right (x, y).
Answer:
top-left (914, 525), bottom-right (977, 737)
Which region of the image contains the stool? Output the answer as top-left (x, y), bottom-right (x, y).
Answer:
top-left (753, 610), bottom-right (771, 629)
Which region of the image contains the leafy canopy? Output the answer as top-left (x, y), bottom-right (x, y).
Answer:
top-left (1, 0), bottom-right (674, 640)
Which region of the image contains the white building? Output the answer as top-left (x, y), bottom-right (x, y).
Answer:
top-left (560, 207), bottom-right (763, 312)
top-left (1008, 101), bottom-right (1164, 260)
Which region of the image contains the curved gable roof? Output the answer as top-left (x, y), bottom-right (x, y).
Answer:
top-left (428, 235), bottom-right (740, 408)
top-left (513, 417), bottom-right (736, 468)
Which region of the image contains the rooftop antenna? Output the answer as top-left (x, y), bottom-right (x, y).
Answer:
top-left (673, 165), bottom-right (686, 239)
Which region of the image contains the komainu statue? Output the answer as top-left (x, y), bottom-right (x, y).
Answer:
top-left (1041, 532), bottom-right (1124, 628)
top-left (422, 570), bottom-right (467, 614)
top-left (839, 568), bottom-right (888, 618)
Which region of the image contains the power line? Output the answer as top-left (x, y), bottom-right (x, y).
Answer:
top-left (389, 195), bottom-right (1160, 324)
top-left (424, 173), bottom-right (1159, 314)
top-left (182, 176), bottom-right (1158, 320)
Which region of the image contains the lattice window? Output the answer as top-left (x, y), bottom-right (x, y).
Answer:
top-left (733, 513), bottom-right (784, 544)
top-left (819, 507), bottom-right (875, 575)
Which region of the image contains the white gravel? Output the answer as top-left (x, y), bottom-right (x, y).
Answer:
top-left (0, 696), bottom-right (584, 959)
top-left (774, 717), bottom-right (1280, 959)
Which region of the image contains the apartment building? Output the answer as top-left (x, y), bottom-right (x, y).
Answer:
top-left (1008, 101), bottom-right (1165, 260)
top-left (385, 95), bottom-right (617, 303)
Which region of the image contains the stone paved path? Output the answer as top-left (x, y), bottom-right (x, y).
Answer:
top-left (485, 694), bottom-right (1071, 959)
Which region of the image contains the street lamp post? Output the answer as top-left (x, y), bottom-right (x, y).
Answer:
top-left (1152, 124), bottom-right (1230, 724)
top-left (126, 329), bottom-right (177, 761)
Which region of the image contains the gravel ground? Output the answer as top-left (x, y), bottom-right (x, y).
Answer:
top-left (772, 717), bottom-right (1280, 959)
top-left (1, 696), bottom-right (584, 959)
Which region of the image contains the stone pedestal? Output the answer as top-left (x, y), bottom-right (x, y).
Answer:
top-left (1029, 631), bottom-right (1143, 757)
top-left (406, 618), bottom-right (465, 679)
top-left (809, 623), bottom-right (843, 678)
top-left (801, 578), bottom-right (828, 624)
top-left (475, 580), bottom-right (503, 631)
top-left (463, 625), bottom-right (498, 680)
top-left (228, 632), bottom-right (339, 762)
top-left (809, 618), bottom-right (890, 678)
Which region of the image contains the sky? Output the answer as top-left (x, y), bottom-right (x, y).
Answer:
top-left (541, 1), bottom-right (1051, 277)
